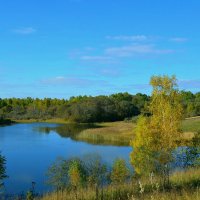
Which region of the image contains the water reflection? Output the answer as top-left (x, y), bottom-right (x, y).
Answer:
top-left (34, 123), bottom-right (128, 146)
top-left (0, 123), bottom-right (131, 194)
top-left (1, 123), bottom-right (199, 195)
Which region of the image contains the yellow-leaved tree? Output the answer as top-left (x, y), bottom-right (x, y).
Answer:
top-left (130, 75), bottom-right (183, 185)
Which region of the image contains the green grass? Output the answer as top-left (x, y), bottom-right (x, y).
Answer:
top-left (182, 117), bottom-right (200, 133)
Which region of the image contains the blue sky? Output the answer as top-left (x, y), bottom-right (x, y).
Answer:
top-left (0, 0), bottom-right (200, 98)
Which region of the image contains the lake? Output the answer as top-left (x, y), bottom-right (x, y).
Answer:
top-left (0, 123), bottom-right (131, 195)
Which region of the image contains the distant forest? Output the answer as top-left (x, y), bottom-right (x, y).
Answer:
top-left (0, 91), bottom-right (199, 123)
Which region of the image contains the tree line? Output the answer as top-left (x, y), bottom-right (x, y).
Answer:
top-left (0, 91), bottom-right (199, 123)
top-left (0, 93), bottom-right (149, 123)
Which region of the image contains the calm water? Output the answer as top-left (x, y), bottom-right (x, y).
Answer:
top-left (0, 123), bottom-right (131, 194)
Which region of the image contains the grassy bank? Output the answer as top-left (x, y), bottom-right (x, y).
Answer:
top-left (77, 121), bottom-right (135, 146)
top-left (14, 117), bottom-right (200, 146)
top-left (40, 167), bottom-right (200, 200)
top-left (76, 117), bottom-right (200, 146)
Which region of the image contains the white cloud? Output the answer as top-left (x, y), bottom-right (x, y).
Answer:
top-left (70, 35), bottom-right (185, 64)
top-left (13, 27), bottom-right (36, 35)
top-left (80, 56), bottom-right (113, 61)
top-left (169, 37), bottom-right (188, 43)
top-left (105, 44), bottom-right (173, 57)
top-left (106, 35), bottom-right (148, 42)
top-left (107, 35), bottom-right (188, 44)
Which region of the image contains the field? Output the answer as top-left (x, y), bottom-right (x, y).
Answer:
top-left (182, 116), bottom-right (200, 133)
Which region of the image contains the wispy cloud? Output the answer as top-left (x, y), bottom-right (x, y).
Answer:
top-left (169, 37), bottom-right (188, 43)
top-left (41, 76), bottom-right (110, 87)
top-left (13, 27), bottom-right (36, 35)
top-left (69, 47), bottom-right (96, 59)
top-left (100, 68), bottom-right (120, 77)
top-left (105, 44), bottom-right (174, 57)
top-left (106, 35), bottom-right (148, 42)
top-left (107, 35), bottom-right (188, 43)
top-left (80, 56), bottom-right (113, 62)
top-left (70, 34), bottom-right (186, 66)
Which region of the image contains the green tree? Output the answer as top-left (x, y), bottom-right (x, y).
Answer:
top-left (130, 116), bottom-right (155, 175)
top-left (110, 158), bottom-right (130, 184)
top-left (68, 159), bottom-right (87, 188)
top-left (68, 159), bottom-right (87, 200)
top-left (130, 75), bottom-right (183, 185)
top-left (84, 154), bottom-right (107, 187)
top-left (46, 158), bottom-right (70, 190)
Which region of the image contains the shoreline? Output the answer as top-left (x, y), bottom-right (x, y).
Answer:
top-left (0, 118), bottom-right (14, 126)
top-left (2, 117), bottom-right (199, 146)
top-left (9, 119), bottom-right (135, 146)
top-left (13, 118), bottom-right (70, 124)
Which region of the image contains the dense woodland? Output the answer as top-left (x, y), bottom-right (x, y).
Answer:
top-left (0, 91), bottom-right (199, 123)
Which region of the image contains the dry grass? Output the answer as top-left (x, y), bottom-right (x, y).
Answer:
top-left (139, 189), bottom-right (200, 200)
top-left (40, 167), bottom-right (200, 200)
top-left (181, 132), bottom-right (195, 140)
top-left (171, 167), bottom-right (200, 187)
top-left (185, 116), bottom-right (200, 120)
top-left (77, 117), bottom-right (200, 146)
top-left (42, 188), bottom-right (200, 200)
top-left (77, 121), bottom-right (135, 146)
top-left (15, 117), bottom-right (200, 146)
top-left (40, 187), bottom-right (200, 200)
